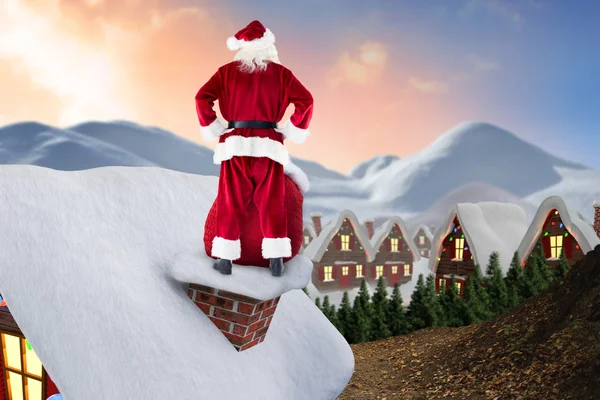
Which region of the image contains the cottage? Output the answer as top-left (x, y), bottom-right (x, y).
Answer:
top-left (369, 217), bottom-right (421, 287)
top-left (412, 224), bottom-right (434, 258)
top-left (517, 196), bottom-right (600, 269)
top-left (302, 210), bottom-right (374, 292)
top-left (0, 303), bottom-right (60, 400)
top-left (429, 202), bottom-right (528, 295)
top-left (301, 223), bottom-right (317, 252)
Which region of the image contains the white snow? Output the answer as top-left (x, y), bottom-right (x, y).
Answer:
top-left (0, 165), bottom-right (353, 400)
top-left (370, 216), bottom-right (421, 261)
top-left (171, 252), bottom-right (312, 300)
top-left (412, 224), bottom-right (434, 241)
top-left (517, 195), bottom-right (600, 265)
top-left (594, 200), bottom-right (600, 208)
top-left (429, 202), bottom-right (529, 274)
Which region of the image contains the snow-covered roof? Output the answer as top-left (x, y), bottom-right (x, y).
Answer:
top-left (517, 196), bottom-right (600, 265)
top-left (412, 224), bottom-right (434, 241)
top-left (0, 165), bottom-right (353, 400)
top-left (594, 200), bottom-right (600, 208)
top-left (370, 217), bottom-right (421, 262)
top-left (283, 162), bottom-right (309, 193)
top-left (429, 202), bottom-right (529, 275)
top-left (302, 223), bottom-right (317, 239)
top-left (302, 209), bottom-right (375, 263)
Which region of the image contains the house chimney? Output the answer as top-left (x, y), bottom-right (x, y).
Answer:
top-left (311, 212), bottom-right (322, 236)
top-left (594, 200), bottom-right (600, 239)
top-left (364, 219), bottom-right (374, 239)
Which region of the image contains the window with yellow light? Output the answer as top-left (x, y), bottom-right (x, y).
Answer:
top-left (323, 266), bottom-right (333, 281)
top-left (356, 265), bottom-right (363, 277)
top-left (404, 264), bottom-right (410, 275)
top-left (550, 235), bottom-right (563, 258)
top-left (375, 265), bottom-right (383, 278)
top-left (341, 235), bottom-right (350, 250)
top-left (1, 333), bottom-right (44, 400)
top-left (391, 265), bottom-right (398, 274)
top-left (342, 266), bottom-right (349, 276)
top-left (390, 238), bottom-right (398, 252)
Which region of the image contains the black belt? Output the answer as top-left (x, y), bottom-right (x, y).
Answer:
top-left (227, 120), bottom-right (279, 129)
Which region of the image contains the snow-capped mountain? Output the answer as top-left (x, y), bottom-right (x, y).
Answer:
top-left (348, 154), bottom-right (400, 179)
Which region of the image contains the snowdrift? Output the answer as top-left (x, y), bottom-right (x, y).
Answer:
top-left (0, 165), bottom-right (354, 400)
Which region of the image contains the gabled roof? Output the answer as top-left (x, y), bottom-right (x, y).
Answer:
top-left (302, 223), bottom-right (317, 239)
top-left (517, 196), bottom-right (600, 265)
top-left (429, 202), bottom-right (529, 275)
top-left (412, 224), bottom-right (434, 241)
top-left (370, 217), bottom-right (421, 262)
top-left (302, 209), bottom-right (375, 263)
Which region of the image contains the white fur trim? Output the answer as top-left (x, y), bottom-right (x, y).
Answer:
top-left (283, 162), bottom-right (309, 193)
top-left (227, 29), bottom-right (275, 52)
top-left (213, 136), bottom-right (290, 166)
top-left (211, 237), bottom-right (241, 260)
top-left (200, 119), bottom-right (227, 142)
top-left (262, 237), bottom-right (292, 258)
top-left (276, 120), bottom-right (310, 144)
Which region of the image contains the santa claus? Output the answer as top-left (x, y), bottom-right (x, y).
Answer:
top-left (195, 20), bottom-right (314, 277)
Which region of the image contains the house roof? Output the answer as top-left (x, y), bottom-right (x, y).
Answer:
top-left (412, 224), bottom-right (434, 241)
top-left (517, 196), bottom-right (600, 265)
top-left (370, 217), bottom-right (421, 262)
top-left (302, 223), bottom-right (317, 239)
top-left (428, 202), bottom-right (529, 275)
top-left (302, 209), bottom-right (375, 263)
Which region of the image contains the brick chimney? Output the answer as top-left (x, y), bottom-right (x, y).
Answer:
top-left (594, 200), bottom-right (600, 239)
top-left (188, 284), bottom-right (279, 352)
top-left (364, 219), bottom-right (374, 239)
top-left (311, 212), bottom-right (322, 236)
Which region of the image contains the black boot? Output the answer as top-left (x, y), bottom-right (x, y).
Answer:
top-left (213, 259), bottom-right (232, 275)
top-left (269, 257), bottom-right (284, 277)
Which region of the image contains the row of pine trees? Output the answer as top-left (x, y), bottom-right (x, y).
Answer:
top-left (304, 246), bottom-right (571, 344)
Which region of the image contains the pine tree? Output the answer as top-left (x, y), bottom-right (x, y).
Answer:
top-left (535, 246), bottom-right (554, 288)
top-left (302, 287), bottom-right (310, 298)
top-left (485, 251), bottom-right (509, 316)
top-left (349, 295), bottom-right (370, 343)
top-left (505, 250), bottom-right (524, 309)
top-left (554, 248), bottom-right (570, 280)
top-left (330, 304), bottom-right (341, 332)
top-left (473, 264), bottom-right (493, 321)
top-left (336, 292), bottom-right (353, 339)
top-left (386, 284), bottom-right (410, 336)
top-left (522, 247), bottom-right (546, 297)
top-left (406, 274), bottom-right (428, 330)
top-left (438, 275), bottom-right (463, 327)
top-left (315, 297), bottom-right (321, 310)
top-left (357, 279), bottom-right (372, 312)
top-left (370, 277), bottom-right (391, 340)
top-left (459, 275), bottom-right (483, 325)
top-left (425, 273), bottom-right (444, 326)
top-left (322, 296), bottom-right (333, 322)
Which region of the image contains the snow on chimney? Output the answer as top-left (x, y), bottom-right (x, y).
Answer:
top-left (311, 212), bottom-right (322, 236)
top-left (188, 284), bottom-right (279, 352)
top-left (594, 200), bottom-right (600, 239)
top-left (364, 219), bottom-right (374, 239)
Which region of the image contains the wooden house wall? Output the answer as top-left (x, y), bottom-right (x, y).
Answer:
top-left (369, 223), bottom-right (414, 287)
top-left (414, 228), bottom-right (432, 257)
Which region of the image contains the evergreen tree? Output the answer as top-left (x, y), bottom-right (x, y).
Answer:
top-left (349, 295), bottom-right (370, 343)
top-left (322, 296), bottom-right (333, 321)
top-left (425, 273), bottom-right (444, 326)
top-left (438, 275), bottom-right (463, 327)
top-left (473, 264), bottom-right (493, 321)
top-left (406, 274), bottom-right (428, 330)
top-left (535, 246), bottom-right (554, 288)
top-left (336, 292), bottom-right (353, 339)
top-left (370, 277), bottom-right (391, 340)
top-left (522, 247), bottom-right (545, 298)
top-left (356, 279), bottom-right (372, 312)
top-left (554, 248), bottom-right (570, 280)
top-left (302, 287), bottom-right (310, 298)
top-left (505, 250), bottom-right (524, 309)
top-left (315, 297), bottom-right (321, 310)
top-left (485, 251), bottom-right (509, 316)
top-left (386, 284), bottom-right (410, 336)
top-left (330, 304), bottom-right (341, 332)
top-left (459, 275), bottom-right (483, 325)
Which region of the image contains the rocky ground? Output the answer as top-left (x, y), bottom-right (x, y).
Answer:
top-left (338, 245), bottom-right (600, 400)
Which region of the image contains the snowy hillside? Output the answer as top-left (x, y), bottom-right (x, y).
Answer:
top-left (0, 165), bottom-right (353, 400)
top-left (348, 154), bottom-right (400, 179)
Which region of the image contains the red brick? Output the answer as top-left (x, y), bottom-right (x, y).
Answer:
top-left (273, 296), bottom-right (280, 305)
top-left (247, 319), bottom-right (267, 334)
top-left (187, 289), bottom-right (195, 300)
top-left (189, 283), bottom-right (215, 294)
top-left (197, 293), bottom-right (235, 310)
top-left (213, 308), bottom-right (260, 325)
top-left (239, 337), bottom-right (262, 351)
top-left (237, 302), bottom-right (256, 315)
top-left (222, 331), bottom-right (255, 347)
top-left (265, 315), bottom-right (273, 326)
top-left (253, 325), bottom-right (270, 339)
top-left (232, 324), bottom-right (248, 336)
top-left (208, 316), bottom-right (232, 332)
top-left (216, 289), bottom-right (261, 304)
top-left (260, 305), bottom-right (278, 320)
top-left (258, 335), bottom-right (266, 343)
top-left (253, 300), bottom-right (272, 313)
top-left (194, 302), bottom-right (211, 315)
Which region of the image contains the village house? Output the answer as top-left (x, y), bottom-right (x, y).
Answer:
top-left (302, 210), bottom-right (375, 292)
top-left (428, 202), bottom-right (528, 296)
top-left (0, 303), bottom-right (61, 399)
top-left (301, 223), bottom-right (317, 252)
top-left (412, 224), bottom-right (434, 258)
top-left (517, 196), bottom-right (600, 270)
top-left (369, 217), bottom-right (421, 287)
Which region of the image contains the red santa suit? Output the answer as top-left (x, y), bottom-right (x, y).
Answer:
top-left (195, 20), bottom-right (314, 261)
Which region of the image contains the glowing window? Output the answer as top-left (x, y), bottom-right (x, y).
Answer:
top-left (390, 238), bottom-right (399, 252)
top-left (456, 281), bottom-right (462, 293)
top-left (404, 265), bottom-right (410, 275)
top-left (1, 333), bottom-right (44, 400)
top-left (550, 235), bottom-right (563, 258)
top-left (375, 265), bottom-right (383, 278)
top-left (341, 235), bottom-right (350, 250)
top-left (419, 236), bottom-right (425, 245)
top-left (454, 238), bottom-right (465, 260)
top-left (391, 266), bottom-right (398, 274)
top-left (438, 278), bottom-right (447, 292)
top-left (323, 266), bottom-right (333, 281)
top-left (304, 236), bottom-right (310, 245)
top-left (342, 266), bottom-right (349, 276)
top-left (356, 265), bottom-right (363, 277)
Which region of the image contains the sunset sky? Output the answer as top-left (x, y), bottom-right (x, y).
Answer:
top-left (1, 0), bottom-right (599, 173)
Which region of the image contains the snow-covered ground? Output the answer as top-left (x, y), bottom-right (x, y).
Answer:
top-left (0, 165), bottom-right (353, 400)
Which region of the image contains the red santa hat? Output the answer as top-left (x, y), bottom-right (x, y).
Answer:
top-left (226, 20), bottom-right (275, 51)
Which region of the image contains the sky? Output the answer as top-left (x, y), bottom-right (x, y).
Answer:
top-left (0, 0), bottom-right (599, 173)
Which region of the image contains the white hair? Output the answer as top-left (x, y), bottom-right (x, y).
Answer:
top-left (233, 44), bottom-right (280, 73)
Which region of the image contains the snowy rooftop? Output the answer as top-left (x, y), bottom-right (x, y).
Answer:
top-left (517, 195), bottom-right (600, 264)
top-left (302, 223), bottom-right (317, 239)
top-left (0, 165), bottom-right (352, 400)
top-left (302, 209), bottom-right (375, 262)
top-left (429, 202), bottom-right (529, 274)
top-left (413, 224), bottom-right (434, 241)
top-left (370, 217), bottom-right (421, 261)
